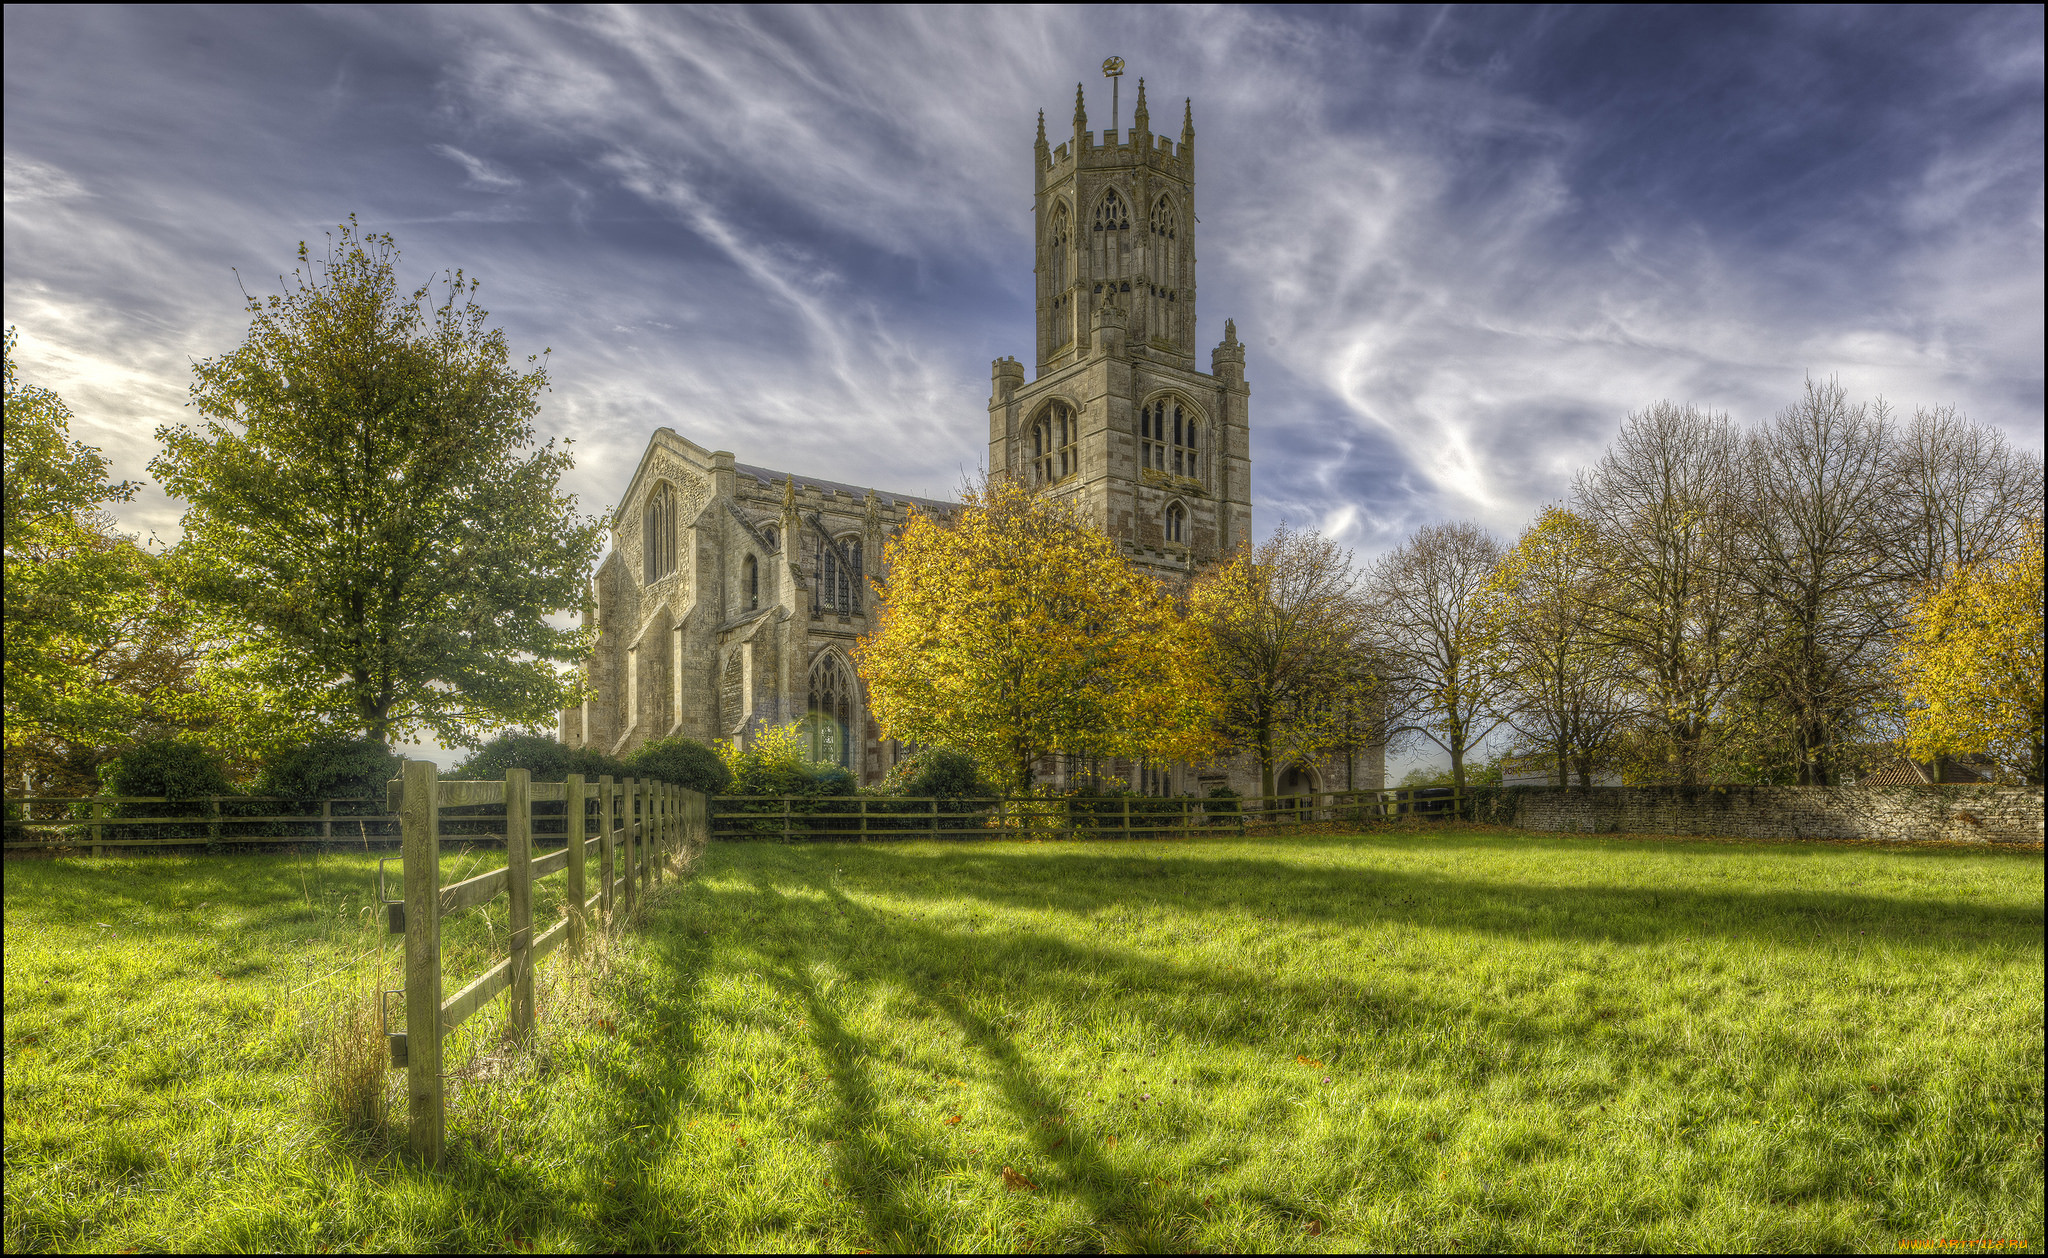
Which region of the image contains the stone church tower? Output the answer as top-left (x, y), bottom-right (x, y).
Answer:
top-left (562, 67), bottom-right (1378, 799)
top-left (989, 76), bottom-right (1253, 575)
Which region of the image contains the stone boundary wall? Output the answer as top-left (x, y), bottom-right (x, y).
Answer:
top-left (1468, 785), bottom-right (2044, 845)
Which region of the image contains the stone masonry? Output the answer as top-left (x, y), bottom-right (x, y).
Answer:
top-left (1471, 785), bottom-right (2045, 844)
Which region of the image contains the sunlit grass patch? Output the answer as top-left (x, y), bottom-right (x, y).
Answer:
top-left (4, 832), bottom-right (2042, 1252)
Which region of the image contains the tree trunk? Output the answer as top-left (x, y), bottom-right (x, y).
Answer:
top-left (1257, 724), bottom-right (1276, 799)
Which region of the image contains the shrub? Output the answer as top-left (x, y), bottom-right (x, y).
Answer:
top-left (450, 732), bottom-right (629, 784)
top-left (718, 722), bottom-right (855, 798)
top-left (624, 737), bottom-right (731, 795)
top-left (100, 739), bottom-right (236, 800)
top-left (876, 748), bottom-right (992, 800)
top-left (98, 739), bottom-right (238, 844)
top-left (255, 738), bottom-right (401, 802)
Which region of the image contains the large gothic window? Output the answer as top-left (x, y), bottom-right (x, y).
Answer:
top-left (1147, 196), bottom-right (1182, 346)
top-left (1044, 203), bottom-right (1072, 351)
top-left (806, 653), bottom-right (855, 768)
top-left (1140, 399), bottom-right (1198, 478)
top-left (817, 534), bottom-right (863, 615)
top-left (1090, 188), bottom-right (1132, 294)
top-left (1032, 403), bottom-right (1078, 484)
top-left (643, 483), bottom-right (677, 583)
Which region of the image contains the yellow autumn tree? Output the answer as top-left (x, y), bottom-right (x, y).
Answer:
top-left (854, 475), bottom-right (1214, 793)
top-left (1895, 524), bottom-right (2044, 784)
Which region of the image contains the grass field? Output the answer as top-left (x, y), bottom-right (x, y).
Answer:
top-left (4, 829), bottom-right (2042, 1252)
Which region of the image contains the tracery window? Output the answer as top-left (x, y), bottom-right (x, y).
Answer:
top-left (1044, 203), bottom-right (1072, 350)
top-left (1032, 403), bottom-right (1078, 484)
top-left (817, 534), bottom-right (863, 615)
top-left (1140, 399), bottom-right (1198, 478)
top-left (643, 483), bottom-right (677, 583)
top-left (1165, 501), bottom-right (1186, 544)
top-left (744, 554), bottom-right (759, 610)
top-left (1147, 196), bottom-right (1182, 345)
top-left (806, 653), bottom-right (855, 768)
top-left (1090, 188), bottom-right (1132, 294)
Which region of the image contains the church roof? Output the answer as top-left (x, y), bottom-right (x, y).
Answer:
top-left (733, 462), bottom-right (957, 512)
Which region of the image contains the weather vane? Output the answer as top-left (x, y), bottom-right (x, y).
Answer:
top-left (1103, 56), bottom-right (1125, 139)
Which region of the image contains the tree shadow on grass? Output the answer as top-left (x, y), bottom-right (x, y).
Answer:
top-left (825, 845), bottom-right (2044, 954)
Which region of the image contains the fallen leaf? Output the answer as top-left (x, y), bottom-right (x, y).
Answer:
top-left (1296, 1054), bottom-right (1324, 1069)
top-left (943, 1114), bottom-right (962, 1126)
top-left (1106, 1134), bottom-right (1118, 1148)
top-left (1305, 1220), bottom-right (1323, 1236)
top-left (1048, 1136), bottom-right (1066, 1151)
top-left (1001, 1166), bottom-right (1039, 1192)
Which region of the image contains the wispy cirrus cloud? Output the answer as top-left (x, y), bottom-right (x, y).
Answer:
top-left (4, 2), bottom-right (2040, 565)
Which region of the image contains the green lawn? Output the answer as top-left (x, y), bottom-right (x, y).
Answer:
top-left (4, 830), bottom-right (2042, 1252)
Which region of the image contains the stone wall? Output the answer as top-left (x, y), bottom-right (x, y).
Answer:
top-left (1469, 785), bottom-right (2043, 845)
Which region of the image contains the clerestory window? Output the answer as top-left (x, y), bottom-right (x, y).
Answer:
top-left (1033, 403), bottom-right (1078, 484)
top-left (817, 534), bottom-right (863, 616)
top-left (1140, 400), bottom-right (1198, 478)
top-left (744, 554), bottom-right (759, 610)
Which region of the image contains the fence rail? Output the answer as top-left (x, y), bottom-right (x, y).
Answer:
top-left (707, 787), bottom-right (1467, 842)
top-left (386, 765), bottom-right (707, 1165)
top-left (4, 795), bottom-right (397, 854)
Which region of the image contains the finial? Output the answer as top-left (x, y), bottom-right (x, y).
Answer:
top-left (1036, 108), bottom-right (1047, 151)
top-left (1134, 78), bottom-right (1150, 132)
top-left (781, 475), bottom-right (796, 513)
top-left (1073, 82), bottom-right (1087, 129)
top-left (1223, 318), bottom-right (1238, 345)
top-left (1182, 97), bottom-right (1194, 145)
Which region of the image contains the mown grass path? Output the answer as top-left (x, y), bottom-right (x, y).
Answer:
top-left (5, 831), bottom-right (2043, 1252)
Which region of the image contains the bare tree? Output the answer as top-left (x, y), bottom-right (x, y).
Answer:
top-left (1884, 405), bottom-right (2044, 590)
top-left (1188, 525), bottom-right (1375, 798)
top-left (1733, 377), bottom-right (1897, 783)
top-left (1364, 521), bottom-right (1509, 800)
top-left (1573, 402), bottom-right (1748, 787)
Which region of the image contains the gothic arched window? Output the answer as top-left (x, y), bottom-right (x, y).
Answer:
top-left (806, 653), bottom-right (855, 768)
top-left (1165, 501), bottom-right (1186, 544)
top-left (1147, 196), bottom-right (1182, 345)
top-left (744, 554), bottom-right (759, 610)
top-left (1032, 403), bottom-right (1078, 484)
top-left (1090, 188), bottom-right (1132, 292)
top-left (817, 534), bottom-right (863, 616)
top-left (1045, 203), bottom-right (1072, 351)
top-left (643, 483), bottom-right (677, 583)
top-left (1141, 399), bottom-right (1198, 478)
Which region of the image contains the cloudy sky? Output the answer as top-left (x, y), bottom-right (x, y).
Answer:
top-left (6, 5), bottom-right (2043, 765)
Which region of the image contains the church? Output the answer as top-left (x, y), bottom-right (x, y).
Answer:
top-left (558, 67), bottom-right (1381, 799)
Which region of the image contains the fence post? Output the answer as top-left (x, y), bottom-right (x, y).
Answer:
top-left (598, 775), bottom-right (615, 924)
top-left (208, 796), bottom-right (220, 845)
top-left (506, 767), bottom-right (534, 1039)
top-left (400, 759), bottom-right (444, 1165)
top-left (91, 797), bottom-right (103, 858)
top-left (321, 798), bottom-right (333, 842)
top-left (619, 779), bottom-right (637, 921)
top-left (1181, 797), bottom-right (1189, 839)
top-left (859, 796), bottom-right (869, 842)
top-left (638, 779), bottom-right (652, 895)
top-left (565, 773), bottom-right (587, 951)
top-left (783, 797), bottom-right (793, 843)
top-left (1122, 794), bottom-right (1131, 840)
top-left (654, 784), bottom-right (668, 884)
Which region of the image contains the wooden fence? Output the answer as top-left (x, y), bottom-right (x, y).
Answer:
top-left (383, 763), bottom-right (707, 1164)
top-left (708, 786), bottom-right (1466, 842)
top-left (3, 796), bottom-right (395, 854)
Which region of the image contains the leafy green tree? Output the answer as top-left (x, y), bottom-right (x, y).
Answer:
top-left (717, 721), bottom-right (855, 797)
top-left (876, 747), bottom-right (993, 799)
top-left (253, 738), bottom-right (402, 801)
top-left (151, 219), bottom-right (604, 749)
top-left (4, 327), bottom-right (148, 764)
